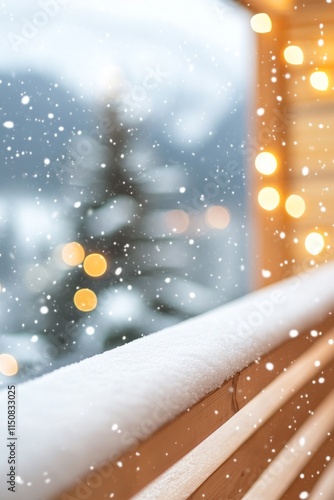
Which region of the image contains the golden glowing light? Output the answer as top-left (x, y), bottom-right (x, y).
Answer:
top-left (255, 152), bottom-right (277, 175)
top-left (284, 45), bottom-right (304, 65)
top-left (165, 210), bottom-right (189, 233)
top-left (0, 354), bottom-right (18, 376)
top-left (205, 206), bottom-right (230, 229)
top-left (250, 13), bottom-right (272, 33)
top-left (258, 187), bottom-right (280, 211)
top-left (285, 195), bottom-right (306, 218)
top-left (62, 242), bottom-right (85, 266)
top-left (305, 232), bottom-right (325, 255)
top-left (310, 71), bottom-right (329, 91)
top-left (74, 288), bottom-right (97, 312)
top-left (84, 253), bottom-right (107, 277)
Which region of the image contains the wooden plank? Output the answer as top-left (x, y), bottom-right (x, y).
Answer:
top-left (308, 456), bottom-right (334, 499)
top-left (286, 2), bottom-right (334, 26)
top-left (288, 23), bottom-right (334, 41)
top-left (284, 204), bottom-right (333, 228)
top-left (133, 330), bottom-right (334, 499)
top-left (242, 390), bottom-right (334, 499)
top-left (285, 100), bottom-right (334, 118)
top-left (270, 222), bottom-right (333, 272)
top-left (238, 0), bottom-right (292, 14)
top-left (284, 431), bottom-right (334, 499)
top-left (286, 178), bottom-right (334, 226)
top-left (289, 116), bottom-right (334, 143)
top-left (282, 26), bottom-right (334, 68)
top-left (287, 176), bottom-right (334, 215)
top-left (287, 148), bottom-right (334, 171)
top-left (192, 360), bottom-right (334, 499)
top-left (284, 72), bottom-right (334, 106)
top-left (288, 174), bottom-right (334, 189)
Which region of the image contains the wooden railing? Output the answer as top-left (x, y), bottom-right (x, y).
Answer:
top-left (77, 322), bottom-right (333, 500)
top-left (2, 263), bottom-right (334, 500)
top-left (57, 264), bottom-right (334, 499)
top-left (133, 329), bottom-right (334, 499)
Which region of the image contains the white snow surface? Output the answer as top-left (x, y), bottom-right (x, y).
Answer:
top-left (1, 263), bottom-right (334, 499)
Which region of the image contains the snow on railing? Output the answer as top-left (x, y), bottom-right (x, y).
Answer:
top-left (1, 262), bottom-right (334, 500)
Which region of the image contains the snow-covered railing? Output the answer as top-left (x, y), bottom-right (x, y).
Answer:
top-left (1, 262), bottom-right (334, 499)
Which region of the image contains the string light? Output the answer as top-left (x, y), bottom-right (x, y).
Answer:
top-left (258, 187), bottom-right (280, 211)
top-left (284, 45), bottom-right (304, 65)
top-left (74, 289), bottom-right (98, 312)
top-left (165, 210), bottom-right (189, 233)
top-left (310, 71), bottom-right (329, 91)
top-left (255, 152), bottom-right (277, 175)
top-left (0, 354), bottom-right (18, 376)
top-left (285, 195), bottom-right (306, 218)
top-left (84, 254), bottom-right (107, 277)
top-left (205, 206), bottom-right (230, 229)
top-left (305, 232), bottom-right (325, 255)
top-left (250, 13), bottom-right (272, 33)
top-left (62, 242), bottom-right (85, 266)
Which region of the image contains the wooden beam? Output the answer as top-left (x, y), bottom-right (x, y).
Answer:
top-left (243, 390), bottom-right (334, 500)
top-left (309, 458), bottom-right (334, 500)
top-left (238, 0), bottom-right (292, 15)
top-left (247, 16), bottom-right (291, 288)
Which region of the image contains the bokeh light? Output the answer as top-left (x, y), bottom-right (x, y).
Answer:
top-left (285, 194), bottom-right (306, 218)
top-left (305, 232), bottom-right (325, 255)
top-left (255, 152), bottom-right (277, 175)
top-left (0, 354), bottom-right (18, 376)
top-left (205, 205), bottom-right (230, 229)
top-left (284, 45), bottom-right (304, 65)
top-left (165, 210), bottom-right (189, 233)
top-left (250, 13), bottom-right (272, 33)
top-left (310, 71), bottom-right (329, 91)
top-left (62, 242), bottom-right (85, 266)
top-left (74, 288), bottom-right (98, 312)
top-left (84, 253), bottom-right (107, 277)
top-left (258, 187), bottom-right (280, 211)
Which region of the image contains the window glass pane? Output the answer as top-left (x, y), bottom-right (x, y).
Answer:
top-left (0, 0), bottom-right (254, 382)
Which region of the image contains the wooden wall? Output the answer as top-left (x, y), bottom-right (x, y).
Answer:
top-left (284, 0), bottom-right (334, 272)
top-left (241, 0), bottom-right (334, 287)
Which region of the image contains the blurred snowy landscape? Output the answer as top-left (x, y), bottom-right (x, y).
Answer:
top-left (0, 0), bottom-right (254, 383)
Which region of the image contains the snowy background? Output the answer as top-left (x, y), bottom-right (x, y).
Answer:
top-left (0, 0), bottom-right (254, 383)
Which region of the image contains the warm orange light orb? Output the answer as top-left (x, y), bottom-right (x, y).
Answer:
top-left (285, 195), bottom-right (306, 218)
top-left (62, 242), bottom-right (85, 266)
top-left (305, 232), bottom-right (325, 256)
top-left (284, 45), bottom-right (304, 65)
top-left (84, 253), bottom-right (107, 277)
top-left (258, 187), bottom-right (280, 211)
top-left (0, 354), bottom-right (18, 376)
top-left (205, 206), bottom-right (230, 229)
top-left (74, 289), bottom-right (98, 312)
top-left (250, 13), bottom-right (272, 33)
top-left (255, 152), bottom-right (277, 175)
top-left (310, 71), bottom-right (329, 91)
top-left (165, 210), bottom-right (189, 233)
